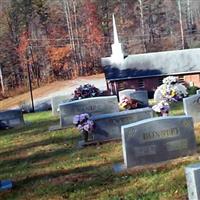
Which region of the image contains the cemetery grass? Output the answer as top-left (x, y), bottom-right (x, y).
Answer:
top-left (0, 103), bottom-right (200, 200)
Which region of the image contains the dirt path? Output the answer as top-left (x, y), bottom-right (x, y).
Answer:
top-left (0, 74), bottom-right (107, 110)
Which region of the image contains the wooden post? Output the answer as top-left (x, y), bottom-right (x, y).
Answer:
top-left (29, 45), bottom-right (40, 87)
top-left (26, 53), bottom-right (35, 112)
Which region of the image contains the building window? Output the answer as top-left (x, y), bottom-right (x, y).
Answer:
top-left (178, 75), bottom-right (184, 83)
top-left (138, 79), bottom-right (144, 88)
top-left (118, 82), bottom-right (125, 91)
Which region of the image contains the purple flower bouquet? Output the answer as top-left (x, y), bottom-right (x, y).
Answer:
top-left (73, 113), bottom-right (94, 142)
top-left (71, 84), bottom-right (101, 101)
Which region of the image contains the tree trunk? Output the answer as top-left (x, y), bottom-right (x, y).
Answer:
top-left (178, 0), bottom-right (185, 49)
top-left (138, 0), bottom-right (146, 52)
top-left (62, 0), bottom-right (78, 77)
top-left (73, 0), bottom-right (84, 74)
top-left (0, 65), bottom-right (5, 95)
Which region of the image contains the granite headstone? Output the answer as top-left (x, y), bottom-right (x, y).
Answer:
top-left (119, 89), bottom-right (136, 101)
top-left (119, 90), bottom-right (148, 106)
top-left (196, 89), bottom-right (200, 95)
top-left (59, 96), bottom-right (119, 127)
top-left (51, 95), bottom-right (70, 116)
top-left (121, 116), bottom-right (196, 168)
top-left (91, 108), bottom-right (153, 141)
top-left (183, 94), bottom-right (200, 123)
top-left (185, 163), bottom-right (200, 200)
top-left (0, 109), bottom-right (24, 128)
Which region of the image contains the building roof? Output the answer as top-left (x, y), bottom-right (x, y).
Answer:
top-left (102, 48), bottom-right (200, 81)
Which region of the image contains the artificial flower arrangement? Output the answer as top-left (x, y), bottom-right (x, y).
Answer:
top-left (153, 76), bottom-right (188, 116)
top-left (71, 84), bottom-right (100, 101)
top-left (152, 100), bottom-right (170, 116)
top-left (158, 76), bottom-right (188, 102)
top-left (73, 113), bottom-right (94, 142)
top-left (119, 96), bottom-right (144, 111)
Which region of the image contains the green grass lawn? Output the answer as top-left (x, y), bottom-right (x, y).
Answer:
top-left (0, 103), bottom-right (200, 200)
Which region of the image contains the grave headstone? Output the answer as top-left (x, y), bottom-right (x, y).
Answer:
top-left (183, 94), bottom-right (200, 123)
top-left (35, 99), bottom-right (51, 112)
top-left (196, 89), bottom-right (200, 95)
top-left (59, 96), bottom-right (119, 127)
top-left (20, 99), bottom-right (51, 113)
top-left (91, 107), bottom-right (153, 141)
top-left (119, 90), bottom-right (148, 106)
top-left (120, 116), bottom-right (196, 169)
top-left (119, 89), bottom-right (136, 101)
top-left (0, 109), bottom-right (24, 128)
top-left (185, 163), bottom-right (200, 200)
top-left (51, 95), bottom-right (70, 116)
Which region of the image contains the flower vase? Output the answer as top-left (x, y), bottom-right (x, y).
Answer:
top-left (161, 112), bottom-right (169, 117)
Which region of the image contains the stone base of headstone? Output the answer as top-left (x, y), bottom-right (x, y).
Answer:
top-left (78, 138), bottom-right (121, 148)
top-left (0, 180), bottom-right (13, 191)
top-left (48, 124), bottom-right (66, 132)
top-left (114, 156), bottom-right (196, 174)
top-left (25, 121), bottom-right (32, 126)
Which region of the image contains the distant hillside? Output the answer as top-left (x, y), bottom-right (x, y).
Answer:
top-left (0, 0), bottom-right (200, 96)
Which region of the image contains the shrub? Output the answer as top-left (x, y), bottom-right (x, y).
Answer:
top-left (187, 86), bottom-right (199, 96)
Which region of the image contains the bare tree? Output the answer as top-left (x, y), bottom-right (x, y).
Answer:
top-left (138, 0), bottom-right (146, 52)
top-left (61, 0), bottom-right (79, 76)
top-left (0, 65), bottom-right (5, 94)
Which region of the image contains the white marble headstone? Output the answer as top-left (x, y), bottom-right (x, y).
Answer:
top-left (119, 90), bottom-right (148, 106)
top-left (183, 94), bottom-right (200, 123)
top-left (51, 95), bottom-right (70, 116)
top-left (185, 163), bottom-right (200, 200)
top-left (196, 90), bottom-right (200, 95)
